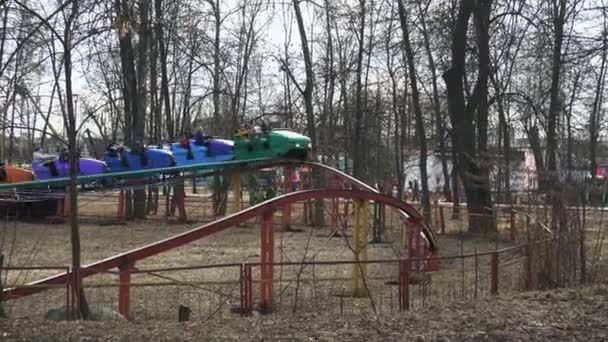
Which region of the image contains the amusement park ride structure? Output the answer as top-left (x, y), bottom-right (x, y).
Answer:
top-left (0, 157), bottom-right (438, 318)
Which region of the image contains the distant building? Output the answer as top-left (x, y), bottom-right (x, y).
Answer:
top-left (403, 147), bottom-right (539, 193)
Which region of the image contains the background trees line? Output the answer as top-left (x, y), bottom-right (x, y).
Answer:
top-left (0, 0), bottom-right (606, 227)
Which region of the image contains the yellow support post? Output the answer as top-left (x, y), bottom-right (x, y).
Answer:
top-left (352, 199), bottom-right (369, 297)
top-left (231, 173), bottom-right (242, 213)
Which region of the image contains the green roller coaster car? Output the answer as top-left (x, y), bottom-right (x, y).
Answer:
top-left (233, 129), bottom-right (312, 160)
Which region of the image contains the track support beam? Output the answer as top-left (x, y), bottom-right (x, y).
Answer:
top-left (352, 199), bottom-right (369, 297)
top-left (259, 210), bottom-right (274, 313)
top-left (118, 262), bottom-right (135, 320)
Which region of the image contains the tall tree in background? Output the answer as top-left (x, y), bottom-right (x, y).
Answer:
top-left (589, 8), bottom-right (607, 179)
top-left (444, 0), bottom-right (495, 232)
top-left (417, 0), bottom-right (451, 202)
top-left (115, 0), bottom-right (148, 218)
top-left (292, 0), bottom-right (324, 226)
top-left (396, 0), bottom-right (431, 222)
top-left (62, 0), bottom-right (91, 318)
top-left (352, 0), bottom-right (366, 179)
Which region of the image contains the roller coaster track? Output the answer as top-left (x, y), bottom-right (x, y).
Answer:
top-left (3, 189), bottom-right (432, 300)
top-left (0, 157), bottom-right (276, 191)
top-left (0, 158), bottom-right (436, 247)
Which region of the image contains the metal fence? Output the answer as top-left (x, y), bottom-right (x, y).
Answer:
top-left (2, 239), bottom-right (566, 322)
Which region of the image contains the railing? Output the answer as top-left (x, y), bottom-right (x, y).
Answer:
top-left (3, 240), bottom-right (565, 321)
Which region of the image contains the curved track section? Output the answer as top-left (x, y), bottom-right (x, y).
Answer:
top-left (215, 160), bottom-right (436, 249)
top-left (5, 189), bottom-right (428, 300)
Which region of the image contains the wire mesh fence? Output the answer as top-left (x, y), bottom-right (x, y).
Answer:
top-left (0, 236), bottom-right (596, 323)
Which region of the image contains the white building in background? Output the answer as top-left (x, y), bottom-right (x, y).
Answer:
top-left (403, 148), bottom-right (539, 193)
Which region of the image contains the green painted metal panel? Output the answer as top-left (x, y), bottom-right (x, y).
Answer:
top-left (233, 130), bottom-right (311, 160)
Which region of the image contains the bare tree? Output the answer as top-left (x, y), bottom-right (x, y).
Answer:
top-left (444, 0), bottom-right (495, 233)
top-left (396, 0), bottom-right (431, 222)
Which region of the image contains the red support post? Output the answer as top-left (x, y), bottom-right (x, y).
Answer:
top-left (490, 252), bottom-right (499, 295)
top-left (55, 199), bottom-right (64, 217)
top-left (398, 259), bottom-right (410, 311)
top-left (408, 222), bottom-right (422, 271)
top-left (426, 248), bottom-right (441, 271)
top-left (118, 262), bottom-right (134, 320)
top-left (283, 167), bottom-right (293, 229)
top-left (260, 210), bottom-right (274, 313)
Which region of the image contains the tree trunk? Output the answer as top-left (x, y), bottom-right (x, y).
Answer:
top-left (443, 0), bottom-right (494, 233)
top-left (133, 0), bottom-right (151, 219)
top-left (397, 0), bottom-right (431, 222)
top-left (352, 0), bottom-right (365, 179)
top-left (590, 41), bottom-right (606, 179)
top-left (155, 0), bottom-right (173, 139)
top-left (418, 0), bottom-right (451, 201)
top-left (206, 0), bottom-right (221, 134)
top-left (566, 71), bottom-right (581, 181)
top-left (492, 74), bottom-right (511, 203)
top-left (451, 141), bottom-right (460, 219)
top-left (293, 0), bottom-right (323, 226)
top-left (63, 0), bottom-right (90, 319)
top-left (150, 15), bottom-right (161, 142)
top-left (0, 254), bottom-right (5, 317)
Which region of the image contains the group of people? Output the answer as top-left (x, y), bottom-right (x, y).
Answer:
top-left (33, 147), bottom-right (72, 177)
top-left (235, 121), bottom-right (271, 140)
top-left (106, 141), bottom-right (149, 166)
top-left (375, 179), bottom-right (420, 201)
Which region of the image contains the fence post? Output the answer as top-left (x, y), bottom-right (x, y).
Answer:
top-left (240, 264), bottom-right (253, 316)
top-left (490, 252), bottom-right (499, 295)
top-left (524, 244), bottom-right (532, 290)
top-left (246, 264), bottom-right (253, 314)
top-left (398, 259), bottom-right (410, 311)
top-left (118, 262), bottom-right (135, 320)
top-left (65, 267), bottom-right (71, 320)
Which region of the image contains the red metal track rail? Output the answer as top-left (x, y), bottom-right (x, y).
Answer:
top-left (247, 160), bottom-right (436, 248)
top-left (4, 189), bottom-right (426, 300)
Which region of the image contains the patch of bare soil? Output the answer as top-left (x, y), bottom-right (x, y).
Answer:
top-left (1, 285), bottom-right (607, 341)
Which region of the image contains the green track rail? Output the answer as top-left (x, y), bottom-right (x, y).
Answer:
top-left (0, 157), bottom-right (275, 192)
